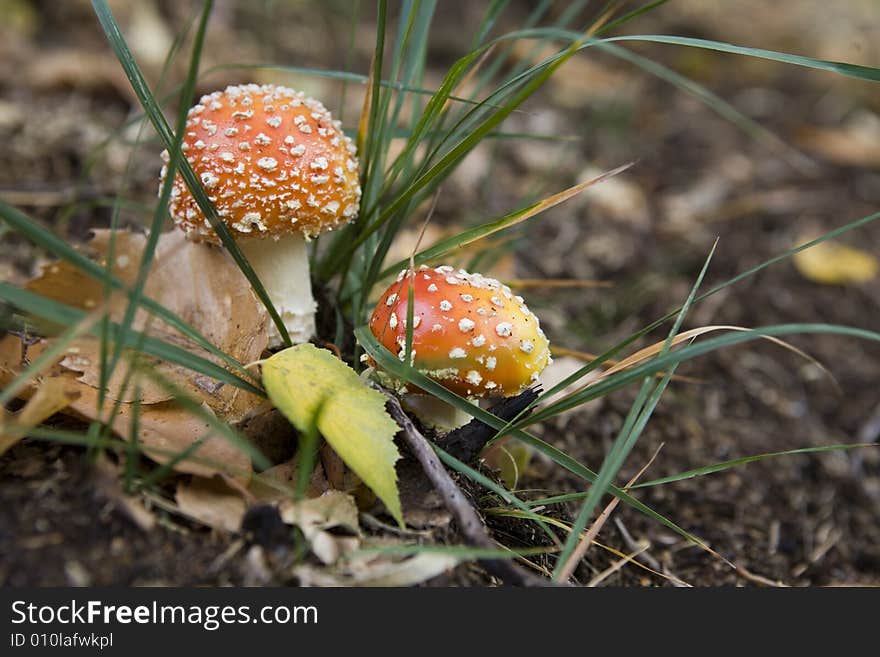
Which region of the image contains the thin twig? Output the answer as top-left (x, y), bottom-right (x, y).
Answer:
top-left (587, 543), bottom-right (650, 587)
top-left (556, 442), bottom-right (665, 582)
top-left (735, 562), bottom-right (789, 587)
top-left (614, 518), bottom-right (692, 587)
top-left (385, 394), bottom-right (549, 586)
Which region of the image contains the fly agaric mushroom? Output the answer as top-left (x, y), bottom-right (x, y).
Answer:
top-left (367, 265), bottom-right (551, 429)
top-left (161, 83), bottom-right (361, 346)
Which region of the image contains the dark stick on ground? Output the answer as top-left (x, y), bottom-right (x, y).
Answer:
top-left (384, 394), bottom-right (549, 587)
top-left (440, 387), bottom-right (541, 463)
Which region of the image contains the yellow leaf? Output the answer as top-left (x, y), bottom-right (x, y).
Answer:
top-left (262, 344), bottom-right (403, 526)
top-left (793, 239), bottom-right (879, 285)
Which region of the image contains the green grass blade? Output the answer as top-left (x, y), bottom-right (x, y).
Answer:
top-left (603, 34), bottom-right (880, 82)
top-left (356, 326), bottom-right (718, 555)
top-left (518, 210), bottom-right (880, 426)
top-left (378, 163), bottom-right (633, 281)
top-left (552, 241), bottom-right (717, 580)
top-left (0, 201), bottom-right (257, 383)
top-left (433, 443), bottom-right (560, 546)
top-left (632, 443), bottom-right (879, 489)
top-left (107, 0), bottom-right (213, 388)
top-left (601, 42), bottom-right (810, 170)
top-left (594, 0), bottom-right (669, 36)
top-left (531, 443), bottom-right (878, 508)
top-left (0, 283), bottom-right (264, 397)
top-left (90, 0), bottom-right (291, 345)
top-left (530, 324), bottom-right (880, 424)
top-left (138, 363), bottom-right (270, 470)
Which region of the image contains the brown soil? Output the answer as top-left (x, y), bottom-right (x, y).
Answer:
top-left (1, 1), bottom-right (878, 586)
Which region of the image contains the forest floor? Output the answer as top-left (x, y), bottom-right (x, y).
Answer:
top-left (1, 1), bottom-right (878, 586)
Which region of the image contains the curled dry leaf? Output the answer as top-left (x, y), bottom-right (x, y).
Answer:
top-left (248, 457), bottom-right (330, 504)
top-left (0, 334), bottom-right (254, 478)
top-left (0, 376), bottom-right (81, 456)
top-left (292, 551), bottom-right (460, 587)
top-left (175, 476), bottom-right (248, 533)
top-left (26, 229), bottom-right (268, 418)
top-left (796, 112), bottom-right (880, 168)
top-left (1, 228), bottom-right (272, 478)
top-left (279, 490), bottom-right (361, 565)
top-left (92, 455), bottom-right (156, 532)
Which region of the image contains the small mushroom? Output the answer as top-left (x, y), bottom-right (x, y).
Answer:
top-left (368, 265), bottom-right (551, 429)
top-left (161, 83), bottom-right (361, 346)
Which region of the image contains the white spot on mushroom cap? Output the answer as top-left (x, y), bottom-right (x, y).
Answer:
top-left (458, 318), bottom-right (475, 332)
top-left (472, 334), bottom-right (486, 347)
top-left (520, 340), bottom-right (534, 354)
top-left (200, 172), bottom-right (219, 189)
top-left (495, 322), bottom-right (513, 337)
top-left (427, 284), bottom-right (438, 293)
top-left (449, 347), bottom-right (467, 359)
top-left (257, 157), bottom-right (278, 171)
top-left (439, 300), bottom-right (453, 311)
top-left (486, 356), bottom-right (497, 371)
top-left (465, 370), bottom-right (483, 386)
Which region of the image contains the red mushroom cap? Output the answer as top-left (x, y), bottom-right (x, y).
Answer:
top-left (161, 83), bottom-right (361, 243)
top-left (369, 265), bottom-right (551, 397)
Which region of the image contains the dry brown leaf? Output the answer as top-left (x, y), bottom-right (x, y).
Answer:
top-left (0, 228), bottom-right (275, 478)
top-left (1, 345), bottom-right (252, 480)
top-left (796, 112), bottom-right (880, 168)
top-left (292, 551), bottom-right (459, 587)
top-left (540, 355), bottom-right (604, 409)
top-left (0, 335), bottom-right (253, 477)
top-left (27, 229), bottom-right (268, 419)
top-left (578, 165), bottom-right (650, 228)
top-left (92, 455), bottom-right (156, 532)
top-left (793, 238), bottom-right (879, 286)
top-left (175, 476), bottom-right (248, 533)
top-left (249, 457), bottom-right (330, 503)
top-left (0, 376), bottom-right (80, 456)
top-left (279, 491), bottom-right (361, 564)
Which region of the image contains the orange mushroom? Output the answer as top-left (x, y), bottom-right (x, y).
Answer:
top-left (161, 83), bottom-right (360, 345)
top-left (368, 265), bottom-right (551, 428)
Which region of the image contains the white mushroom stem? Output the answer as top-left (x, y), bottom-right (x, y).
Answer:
top-left (401, 393), bottom-right (474, 432)
top-left (238, 232), bottom-right (315, 347)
